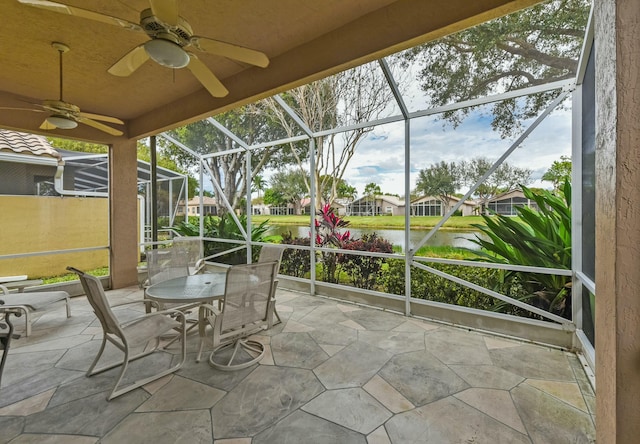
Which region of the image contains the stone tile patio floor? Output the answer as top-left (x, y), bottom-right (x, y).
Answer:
top-left (0, 285), bottom-right (596, 443)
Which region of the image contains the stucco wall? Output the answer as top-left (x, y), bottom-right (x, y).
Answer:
top-left (0, 195), bottom-right (109, 278)
top-left (595, 0), bottom-right (640, 442)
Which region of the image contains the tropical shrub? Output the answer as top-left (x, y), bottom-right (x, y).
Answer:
top-left (338, 233), bottom-right (394, 290)
top-left (382, 259), bottom-right (527, 314)
top-left (470, 180), bottom-right (572, 318)
top-left (171, 213), bottom-right (274, 264)
top-left (280, 231), bottom-right (311, 278)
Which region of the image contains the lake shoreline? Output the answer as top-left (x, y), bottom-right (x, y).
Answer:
top-left (252, 215), bottom-right (490, 231)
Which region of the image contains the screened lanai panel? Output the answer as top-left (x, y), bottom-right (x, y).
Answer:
top-left (278, 61), bottom-right (402, 135)
top-left (336, 121), bottom-right (405, 203)
top-left (389, 0), bottom-right (590, 116)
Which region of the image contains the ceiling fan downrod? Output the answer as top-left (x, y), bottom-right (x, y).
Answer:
top-left (51, 42), bottom-right (70, 102)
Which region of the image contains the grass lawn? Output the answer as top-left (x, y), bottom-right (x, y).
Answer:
top-left (251, 214), bottom-right (489, 230)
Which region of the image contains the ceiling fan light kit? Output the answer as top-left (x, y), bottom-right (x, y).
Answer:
top-left (144, 38), bottom-right (189, 69)
top-left (46, 115), bottom-right (77, 129)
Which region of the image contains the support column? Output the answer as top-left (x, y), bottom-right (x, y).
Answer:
top-left (109, 139), bottom-right (139, 288)
top-left (595, 0), bottom-right (640, 442)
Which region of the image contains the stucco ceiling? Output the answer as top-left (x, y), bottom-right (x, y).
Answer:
top-left (0, 0), bottom-right (540, 144)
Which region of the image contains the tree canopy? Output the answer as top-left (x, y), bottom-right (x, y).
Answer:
top-left (415, 161), bottom-right (461, 206)
top-left (47, 137), bottom-right (108, 154)
top-left (459, 157), bottom-right (532, 202)
top-left (402, 0), bottom-right (590, 137)
top-left (542, 155), bottom-right (572, 189)
top-left (266, 168), bottom-right (309, 213)
top-left (363, 182), bottom-right (382, 197)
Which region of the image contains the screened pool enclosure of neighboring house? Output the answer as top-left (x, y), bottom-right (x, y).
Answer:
top-left (0, 140), bottom-right (189, 278)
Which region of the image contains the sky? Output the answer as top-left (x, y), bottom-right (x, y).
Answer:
top-left (260, 97), bottom-right (572, 199)
top-left (343, 103), bottom-right (572, 197)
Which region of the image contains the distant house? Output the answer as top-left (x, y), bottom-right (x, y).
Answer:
top-left (300, 198), bottom-right (348, 216)
top-left (268, 205), bottom-right (297, 216)
top-left (346, 195), bottom-right (405, 216)
top-left (483, 190), bottom-right (539, 216)
top-left (177, 196), bottom-right (218, 216)
top-left (410, 195), bottom-right (476, 217)
top-left (251, 202), bottom-right (296, 215)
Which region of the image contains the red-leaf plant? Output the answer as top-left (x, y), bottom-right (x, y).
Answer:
top-left (314, 204), bottom-right (351, 283)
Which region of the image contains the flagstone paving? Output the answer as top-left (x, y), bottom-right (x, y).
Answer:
top-left (0, 285), bottom-right (596, 443)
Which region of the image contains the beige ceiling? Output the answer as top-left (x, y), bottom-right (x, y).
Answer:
top-left (0, 0), bottom-right (540, 144)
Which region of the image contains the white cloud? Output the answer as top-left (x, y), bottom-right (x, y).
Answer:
top-left (342, 103), bottom-right (572, 196)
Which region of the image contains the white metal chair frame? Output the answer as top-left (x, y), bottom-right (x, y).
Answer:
top-left (199, 261), bottom-right (278, 371)
top-left (68, 266), bottom-right (187, 400)
top-left (0, 301), bottom-right (21, 387)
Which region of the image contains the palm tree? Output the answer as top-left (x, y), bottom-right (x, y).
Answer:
top-left (252, 175), bottom-right (267, 199)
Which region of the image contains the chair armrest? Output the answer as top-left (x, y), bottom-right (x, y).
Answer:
top-left (198, 303), bottom-right (221, 318)
top-left (112, 299), bottom-right (160, 310)
top-left (120, 307), bottom-right (187, 329)
top-left (0, 285), bottom-right (9, 295)
top-left (192, 259), bottom-right (206, 275)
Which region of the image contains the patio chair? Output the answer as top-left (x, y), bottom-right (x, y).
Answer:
top-left (258, 245), bottom-right (285, 324)
top-left (67, 266), bottom-right (187, 401)
top-left (199, 261), bottom-right (278, 371)
top-left (144, 248), bottom-right (193, 309)
top-left (143, 248), bottom-right (201, 345)
top-left (0, 285), bottom-right (71, 336)
top-left (173, 236), bottom-right (206, 274)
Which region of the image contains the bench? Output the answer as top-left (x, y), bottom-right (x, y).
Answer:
top-left (0, 285), bottom-right (71, 336)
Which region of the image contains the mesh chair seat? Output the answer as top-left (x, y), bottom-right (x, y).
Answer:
top-left (121, 314), bottom-right (182, 348)
top-left (257, 245), bottom-right (285, 324)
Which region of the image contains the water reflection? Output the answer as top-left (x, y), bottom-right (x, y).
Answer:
top-left (266, 225), bottom-right (484, 251)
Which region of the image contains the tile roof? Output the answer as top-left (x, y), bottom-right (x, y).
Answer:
top-left (0, 129), bottom-right (61, 160)
top-left (187, 196), bottom-right (218, 205)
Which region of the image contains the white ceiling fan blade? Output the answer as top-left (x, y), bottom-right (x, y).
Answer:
top-left (186, 53), bottom-right (229, 98)
top-left (78, 112), bottom-right (124, 125)
top-left (149, 0), bottom-right (179, 26)
top-left (108, 45), bottom-right (150, 77)
top-left (77, 116), bottom-right (124, 136)
top-left (0, 106), bottom-right (45, 113)
top-left (17, 0), bottom-right (142, 31)
top-left (39, 119), bottom-right (56, 130)
top-left (190, 36), bottom-right (269, 68)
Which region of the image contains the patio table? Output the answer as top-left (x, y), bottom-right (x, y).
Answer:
top-left (145, 272), bottom-right (226, 362)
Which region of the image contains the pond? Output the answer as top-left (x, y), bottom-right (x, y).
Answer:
top-left (266, 225), bottom-right (485, 252)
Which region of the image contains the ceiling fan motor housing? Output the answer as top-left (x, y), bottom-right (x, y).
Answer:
top-left (140, 9), bottom-right (193, 46)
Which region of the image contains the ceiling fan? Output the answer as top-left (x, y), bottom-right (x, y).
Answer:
top-left (0, 42), bottom-right (124, 136)
top-left (18, 0), bottom-right (271, 98)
